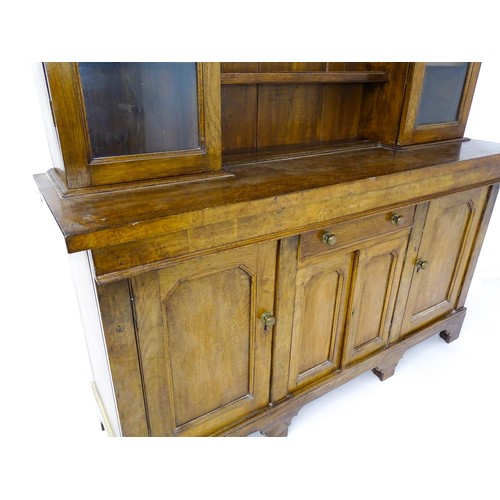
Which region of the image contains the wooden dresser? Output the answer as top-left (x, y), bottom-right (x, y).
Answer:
top-left (34, 62), bottom-right (500, 437)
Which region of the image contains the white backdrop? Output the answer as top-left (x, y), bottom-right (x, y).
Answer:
top-left (2, 60), bottom-right (499, 499)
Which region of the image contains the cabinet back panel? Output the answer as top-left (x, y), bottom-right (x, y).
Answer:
top-left (257, 84), bottom-right (325, 148)
top-left (221, 62), bottom-right (365, 153)
top-left (258, 62), bottom-right (327, 72)
top-left (221, 85), bottom-right (257, 151)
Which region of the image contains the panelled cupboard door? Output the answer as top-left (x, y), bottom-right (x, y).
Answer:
top-left (130, 241), bottom-right (276, 436)
top-left (342, 233), bottom-right (411, 365)
top-left (287, 251), bottom-right (351, 392)
top-left (400, 187), bottom-right (489, 336)
top-left (287, 230), bottom-right (411, 392)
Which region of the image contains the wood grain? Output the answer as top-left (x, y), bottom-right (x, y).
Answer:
top-left (35, 140), bottom-right (500, 257)
top-left (221, 84), bottom-right (257, 152)
top-left (221, 71), bottom-right (389, 85)
top-left (257, 83), bottom-right (324, 147)
top-left (219, 309), bottom-right (468, 436)
top-left (96, 279), bottom-right (149, 436)
top-left (299, 204), bottom-right (416, 260)
top-left (131, 242), bottom-right (276, 436)
top-left (44, 63), bottom-right (92, 188)
top-left (288, 251), bottom-right (350, 391)
top-left (342, 233), bottom-right (410, 365)
top-left (400, 186), bottom-right (488, 335)
top-left (359, 62), bottom-right (410, 145)
top-left (321, 84), bottom-right (363, 141)
top-left (270, 236), bottom-right (299, 403)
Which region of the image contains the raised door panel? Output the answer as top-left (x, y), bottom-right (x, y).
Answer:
top-left (288, 252), bottom-right (351, 392)
top-left (342, 233), bottom-right (410, 365)
top-left (401, 187), bottom-right (488, 335)
top-left (131, 241), bottom-right (276, 436)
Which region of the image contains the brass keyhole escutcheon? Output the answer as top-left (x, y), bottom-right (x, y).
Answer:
top-left (261, 312), bottom-right (276, 333)
top-left (416, 259), bottom-right (429, 271)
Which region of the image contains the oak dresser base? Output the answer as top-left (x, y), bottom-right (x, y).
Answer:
top-left (218, 308), bottom-right (467, 437)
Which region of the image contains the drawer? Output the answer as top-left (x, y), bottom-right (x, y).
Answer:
top-left (299, 205), bottom-right (416, 260)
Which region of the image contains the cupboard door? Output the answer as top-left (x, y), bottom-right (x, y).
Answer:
top-left (397, 62), bottom-right (480, 145)
top-left (400, 187), bottom-right (488, 336)
top-left (342, 233), bottom-right (410, 365)
top-left (130, 241), bottom-right (276, 436)
top-left (287, 251), bottom-right (351, 392)
top-left (44, 62), bottom-right (221, 189)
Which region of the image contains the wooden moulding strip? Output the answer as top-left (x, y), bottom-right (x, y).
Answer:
top-left (88, 160), bottom-right (500, 283)
top-left (91, 381), bottom-right (116, 437)
top-left (220, 71), bottom-right (390, 85)
top-left (215, 308), bottom-right (467, 436)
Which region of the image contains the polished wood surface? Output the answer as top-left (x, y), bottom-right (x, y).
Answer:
top-left (96, 279), bottom-right (148, 436)
top-left (221, 308), bottom-right (468, 436)
top-left (130, 242), bottom-right (276, 436)
top-left (34, 140), bottom-right (500, 257)
top-left (400, 187), bottom-right (488, 335)
top-left (342, 233), bottom-right (410, 365)
top-left (219, 61), bottom-right (392, 153)
top-left (299, 204), bottom-right (416, 259)
top-left (220, 71), bottom-right (389, 84)
top-left (359, 62), bottom-right (410, 145)
top-left (288, 247), bottom-right (350, 391)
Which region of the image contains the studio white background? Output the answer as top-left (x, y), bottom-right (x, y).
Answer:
top-left (1, 59), bottom-right (499, 499)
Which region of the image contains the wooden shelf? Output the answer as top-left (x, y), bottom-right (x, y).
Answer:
top-left (223, 140), bottom-right (378, 166)
top-left (220, 71), bottom-right (390, 85)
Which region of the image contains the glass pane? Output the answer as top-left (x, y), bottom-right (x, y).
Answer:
top-left (78, 62), bottom-right (199, 158)
top-left (415, 62), bottom-right (468, 126)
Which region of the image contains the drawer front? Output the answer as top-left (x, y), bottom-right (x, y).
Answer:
top-left (299, 205), bottom-right (416, 260)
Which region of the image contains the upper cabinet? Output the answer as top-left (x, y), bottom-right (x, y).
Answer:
top-left (38, 61), bottom-right (480, 194)
top-left (397, 62), bottom-right (480, 145)
top-left (42, 62), bottom-right (221, 191)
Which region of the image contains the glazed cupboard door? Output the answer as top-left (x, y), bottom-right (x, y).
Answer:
top-left (400, 187), bottom-right (489, 336)
top-left (130, 241), bottom-right (276, 436)
top-left (398, 62), bottom-right (480, 145)
top-left (44, 62), bottom-right (221, 189)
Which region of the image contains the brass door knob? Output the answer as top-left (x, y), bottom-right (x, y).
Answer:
top-left (261, 312), bottom-right (276, 328)
top-left (322, 232), bottom-right (337, 246)
top-left (416, 259), bottom-right (429, 270)
top-left (391, 213), bottom-right (405, 226)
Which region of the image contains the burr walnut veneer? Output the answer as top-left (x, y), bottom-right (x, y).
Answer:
top-left (34, 62), bottom-right (499, 436)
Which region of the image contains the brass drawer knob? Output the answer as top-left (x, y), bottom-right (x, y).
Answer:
top-left (322, 232), bottom-right (337, 246)
top-left (391, 213), bottom-right (405, 226)
top-left (416, 259), bottom-right (429, 270)
top-left (261, 312), bottom-right (276, 328)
